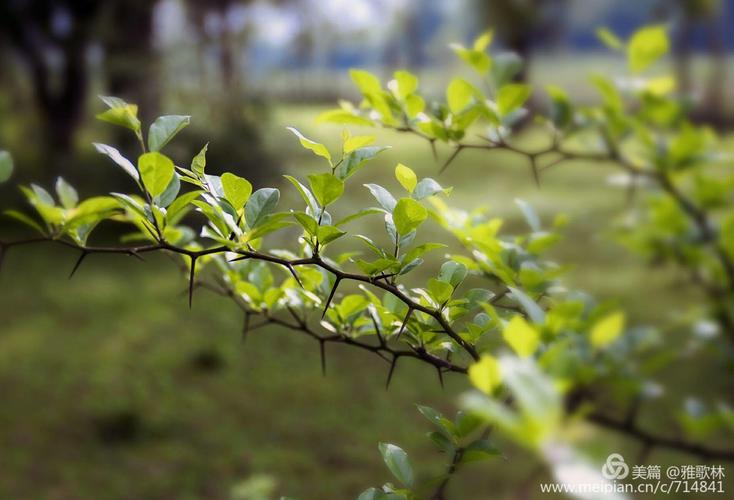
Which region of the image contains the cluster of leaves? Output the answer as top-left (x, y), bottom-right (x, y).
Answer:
top-left (2, 24), bottom-right (734, 500)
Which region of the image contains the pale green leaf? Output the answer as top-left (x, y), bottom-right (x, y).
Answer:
top-left (138, 152), bottom-right (175, 198)
top-left (148, 115), bottom-right (191, 152)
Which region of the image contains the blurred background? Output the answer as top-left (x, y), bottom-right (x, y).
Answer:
top-left (0, 0), bottom-right (733, 498)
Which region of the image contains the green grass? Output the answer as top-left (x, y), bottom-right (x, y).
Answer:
top-left (0, 104), bottom-right (727, 499)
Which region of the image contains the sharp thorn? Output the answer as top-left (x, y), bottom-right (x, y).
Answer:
top-left (241, 313), bottom-right (251, 343)
top-left (429, 139), bottom-right (437, 161)
top-left (385, 356), bottom-right (398, 390)
top-left (439, 146), bottom-right (462, 175)
top-left (319, 340), bottom-right (326, 376)
top-left (129, 250), bottom-right (145, 262)
top-left (68, 251), bottom-right (88, 279)
top-left (321, 276), bottom-right (341, 319)
top-left (228, 255), bottom-right (249, 263)
top-left (436, 366), bottom-right (445, 389)
top-left (530, 158), bottom-right (541, 188)
top-left (287, 264), bottom-right (304, 288)
top-left (396, 308), bottom-right (413, 341)
top-left (188, 256), bottom-right (197, 309)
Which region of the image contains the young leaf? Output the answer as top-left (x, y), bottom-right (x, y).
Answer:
top-left (395, 163), bottom-right (417, 193)
top-left (590, 312), bottom-right (625, 348)
top-left (438, 261), bottom-right (468, 287)
top-left (308, 173), bottom-right (344, 207)
top-left (469, 354), bottom-right (502, 394)
top-left (191, 143), bottom-right (208, 178)
top-left (343, 134), bottom-right (375, 154)
top-left (96, 96), bottom-right (140, 133)
top-left (148, 115), bottom-right (191, 152)
top-left (393, 70), bottom-right (418, 99)
top-left (0, 150), bottom-right (13, 183)
top-left (55, 177), bottom-right (78, 209)
top-left (447, 78), bottom-right (475, 114)
top-left (628, 25), bottom-right (669, 73)
top-left (93, 143), bottom-right (140, 181)
top-left (245, 188), bottom-right (280, 228)
top-left (378, 443), bottom-right (414, 487)
top-left (502, 315), bottom-right (540, 358)
top-left (497, 84), bottom-right (532, 116)
top-left (393, 198), bottom-right (427, 235)
top-left (221, 172), bottom-right (253, 209)
top-left (596, 27), bottom-right (624, 51)
top-left (287, 127), bottom-right (331, 164)
top-left (138, 152), bottom-right (175, 198)
top-left (349, 69), bottom-right (382, 95)
top-left (364, 184), bottom-right (397, 212)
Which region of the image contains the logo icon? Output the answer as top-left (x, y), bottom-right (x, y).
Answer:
top-left (601, 453), bottom-right (629, 480)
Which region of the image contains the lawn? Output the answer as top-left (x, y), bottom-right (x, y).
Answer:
top-left (0, 104), bottom-right (725, 499)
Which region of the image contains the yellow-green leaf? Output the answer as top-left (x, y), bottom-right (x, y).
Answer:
top-left (628, 25), bottom-right (669, 73)
top-left (344, 135), bottom-right (375, 154)
top-left (138, 152), bottom-right (175, 198)
top-left (221, 172), bottom-right (253, 209)
top-left (497, 84), bottom-right (532, 116)
top-left (447, 79), bottom-right (475, 114)
top-left (287, 127), bottom-right (331, 164)
top-left (393, 198), bottom-right (427, 235)
top-left (502, 315), bottom-right (539, 357)
top-left (590, 312), bottom-right (625, 348)
top-left (395, 163), bottom-right (417, 193)
top-left (468, 354), bottom-right (502, 394)
top-left (473, 31), bottom-right (493, 52)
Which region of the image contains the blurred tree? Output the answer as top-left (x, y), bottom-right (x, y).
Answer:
top-left (476, 0), bottom-right (569, 83)
top-left (657, 0), bottom-right (727, 124)
top-left (0, 1), bottom-right (101, 160)
top-left (98, 0), bottom-right (159, 125)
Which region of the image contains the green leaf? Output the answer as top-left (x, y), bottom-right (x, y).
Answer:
top-left (286, 127), bottom-right (331, 164)
top-left (590, 312), bottom-right (625, 348)
top-left (166, 190), bottom-right (203, 224)
top-left (461, 438), bottom-right (501, 463)
top-left (450, 44), bottom-right (491, 74)
top-left (438, 261), bottom-right (468, 287)
top-left (96, 96), bottom-right (140, 133)
top-left (468, 354), bottom-right (502, 394)
top-left (284, 175), bottom-right (318, 212)
top-left (502, 316), bottom-right (540, 358)
top-left (343, 134), bottom-right (375, 154)
top-left (628, 25), bottom-right (668, 73)
top-left (350, 69), bottom-right (382, 95)
top-left (474, 31), bottom-right (493, 51)
top-left (393, 198), bottom-right (427, 235)
top-left (393, 70), bottom-right (418, 99)
top-left (335, 145), bottom-right (390, 180)
top-left (428, 278), bottom-right (453, 305)
top-left (4, 210), bottom-right (45, 234)
top-left (317, 225), bottom-right (346, 245)
top-left (138, 152), bottom-right (175, 198)
top-left (316, 108), bottom-right (374, 127)
top-left (0, 150), bottom-right (14, 183)
top-left (497, 84), bottom-right (532, 116)
top-left (395, 163), bottom-right (417, 193)
top-left (334, 207), bottom-right (382, 227)
top-left (55, 177), bottom-right (78, 209)
top-left (378, 443), bottom-right (414, 487)
top-left (148, 115), bottom-right (191, 152)
top-left (447, 78), bottom-right (475, 114)
top-left (191, 143), bottom-right (208, 178)
top-left (308, 173), bottom-right (344, 207)
top-left (413, 178), bottom-right (449, 200)
top-left (508, 286), bottom-right (545, 324)
top-left (93, 143), bottom-right (139, 181)
top-left (364, 184), bottom-right (396, 212)
top-left (416, 406), bottom-right (454, 435)
top-left (596, 27), bottom-right (624, 51)
top-left (245, 188), bottom-right (280, 228)
top-left (221, 172), bottom-right (253, 209)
